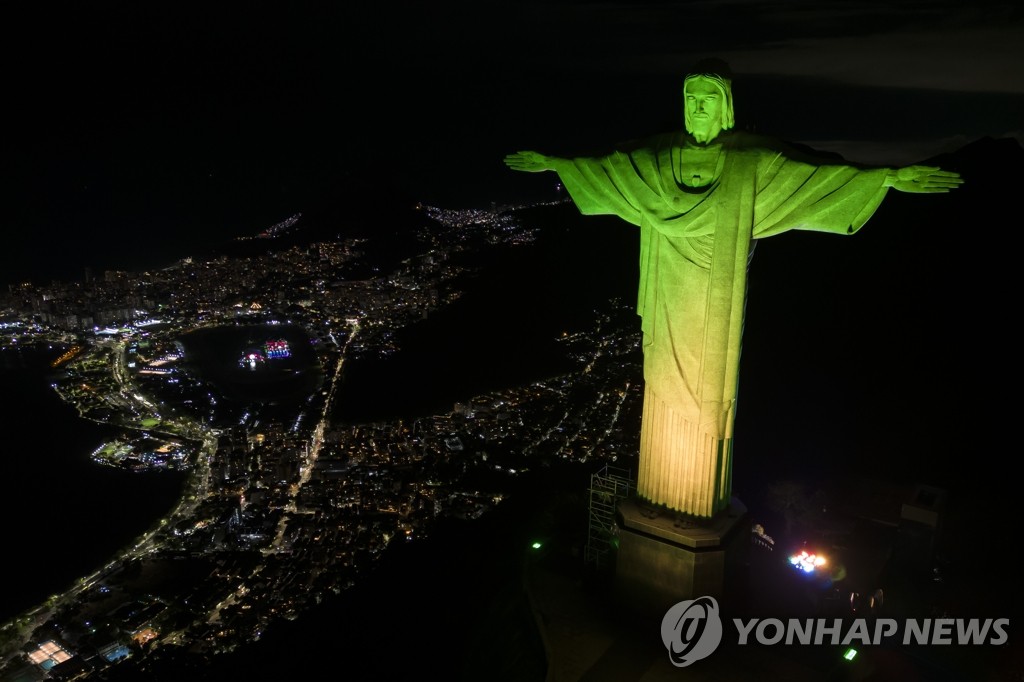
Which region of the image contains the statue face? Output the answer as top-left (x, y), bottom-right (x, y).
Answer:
top-left (684, 78), bottom-right (724, 141)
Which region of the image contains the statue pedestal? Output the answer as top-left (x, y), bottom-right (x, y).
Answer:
top-left (614, 496), bottom-right (749, 616)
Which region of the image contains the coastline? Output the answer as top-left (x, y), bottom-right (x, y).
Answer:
top-left (0, 321), bottom-right (357, 665)
top-left (0, 342), bottom-right (212, 657)
top-left (0, 203), bottom-right (645, 678)
top-left (0, 345), bottom-right (186, 622)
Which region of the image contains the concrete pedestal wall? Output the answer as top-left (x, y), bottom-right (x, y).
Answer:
top-left (614, 496), bottom-right (749, 617)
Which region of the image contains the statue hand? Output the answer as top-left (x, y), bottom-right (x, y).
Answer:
top-left (504, 150), bottom-right (555, 173)
top-left (885, 165), bottom-right (964, 193)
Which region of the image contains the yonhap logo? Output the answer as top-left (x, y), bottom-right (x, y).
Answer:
top-left (660, 596), bottom-right (1009, 667)
top-left (660, 596), bottom-right (724, 666)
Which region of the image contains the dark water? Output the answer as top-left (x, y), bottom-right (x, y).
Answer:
top-left (332, 205), bottom-right (640, 424)
top-left (177, 324), bottom-right (323, 405)
top-left (0, 346), bottom-right (186, 623)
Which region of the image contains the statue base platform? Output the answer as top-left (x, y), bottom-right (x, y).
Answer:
top-left (613, 496), bottom-right (749, 617)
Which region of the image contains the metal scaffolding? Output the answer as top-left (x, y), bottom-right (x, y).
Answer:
top-left (585, 464), bottom-right (635, 571)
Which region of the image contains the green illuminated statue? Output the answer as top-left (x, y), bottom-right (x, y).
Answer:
top-left (505, 60), bottom-right (961, 519)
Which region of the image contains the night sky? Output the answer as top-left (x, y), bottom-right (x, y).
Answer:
top-left (2, 2), bottom-right (1022, 285)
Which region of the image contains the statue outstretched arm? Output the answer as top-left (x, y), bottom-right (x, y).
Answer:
top-left (883, 165), bottom-right (964, 193)
top-left (504, 150), bottom-right (561, 173)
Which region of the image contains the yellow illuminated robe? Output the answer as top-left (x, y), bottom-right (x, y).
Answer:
top-left (554, 131), bottom-right (889, 517)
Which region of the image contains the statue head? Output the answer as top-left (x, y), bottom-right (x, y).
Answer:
top-left (683, 58), bottom-right (735, 142)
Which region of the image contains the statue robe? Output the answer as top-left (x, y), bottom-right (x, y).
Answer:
top-left (553, 130), bottom-right (890, 517)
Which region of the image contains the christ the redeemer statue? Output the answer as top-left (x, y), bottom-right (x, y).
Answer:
top-left (505, 60), bottom-right (961, 519)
